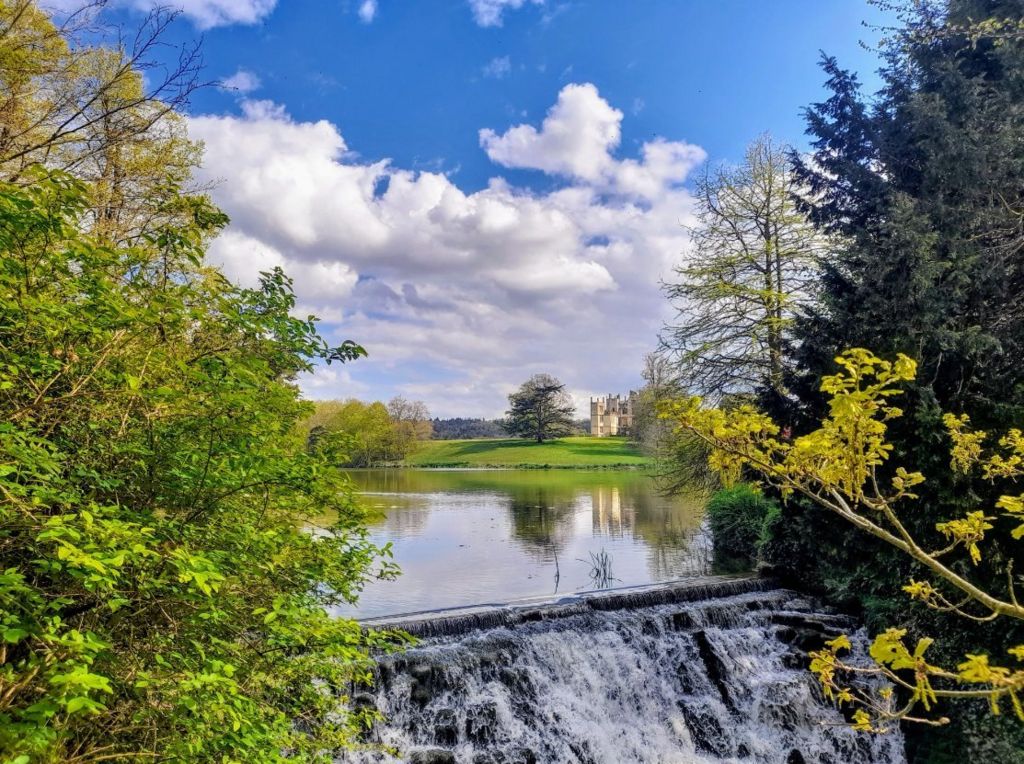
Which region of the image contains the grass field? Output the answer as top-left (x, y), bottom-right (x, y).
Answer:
top-left (403, 436), bottom-right (650, 469)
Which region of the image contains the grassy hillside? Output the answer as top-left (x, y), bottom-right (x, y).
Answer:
top-left (403, 436), bottom-right (650, 469)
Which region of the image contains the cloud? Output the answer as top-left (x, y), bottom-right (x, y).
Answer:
top-left (482, 55), bottom-right (512, 79)
top-left (357, 0), bottom-right (377, 23)
top-left (480, 83), bottom-right (622, 181)
top-left (42, 0), bottom-right (277, 28)
top-left (481, 83), bottom-right (705, 201)
top-left (468, 0), bottom-right (542, 27)
top-left (220, 69), bottom-right (261, 94)
top-left (188, 84), bottom-right (705, 416)
top-left (164, 0), bottom-right (276, 27)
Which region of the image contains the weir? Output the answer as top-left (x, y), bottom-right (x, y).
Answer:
top-left (344, 577), bottom-right (906, 764)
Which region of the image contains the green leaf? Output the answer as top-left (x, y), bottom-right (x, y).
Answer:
top-left (65, 696), bottom-right (105, 714)
top-left (2, 627), bottom-right (29, 643)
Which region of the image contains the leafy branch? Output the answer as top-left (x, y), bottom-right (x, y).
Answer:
top-left (663, 348), bottom-right (1024, 728)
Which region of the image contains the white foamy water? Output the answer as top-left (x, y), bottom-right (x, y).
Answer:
top-left (340, 587), bottom-right (905, 763)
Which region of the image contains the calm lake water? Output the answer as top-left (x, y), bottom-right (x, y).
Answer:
top-left (333, 469), bottom-right (710, 619)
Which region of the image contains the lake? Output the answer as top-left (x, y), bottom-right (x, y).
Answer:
top-left (334, 469), bottom-right (710, 619)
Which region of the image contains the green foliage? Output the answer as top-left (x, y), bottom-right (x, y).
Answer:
top-left (503, 374), bottom-right (576, 443)
top-left (662, 134), bottom-right (824, 401)
top-left (704, 485), bottom-right (779, 572)
top-left (669, 349), bottom-right (1024, 737)
top-left (300, 397), bottom-right (432, 467)
top-left (303, 399), bottom-right (396, 467)
top-left (428, 417), bottom-right (506, 439)
top-left (0, 170), bottom-right (406, 762)
top-left (768, 2), bottom-right (1024, 757)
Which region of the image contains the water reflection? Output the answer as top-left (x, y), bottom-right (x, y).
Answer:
top-left (335, 469), bottom-right (709, 618)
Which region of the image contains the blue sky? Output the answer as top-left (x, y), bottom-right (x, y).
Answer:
top-left (56, 0), bottom-right (893, 417)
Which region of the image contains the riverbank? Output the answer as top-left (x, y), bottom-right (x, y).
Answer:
top-left (402, 436), bottom-right (651, 469)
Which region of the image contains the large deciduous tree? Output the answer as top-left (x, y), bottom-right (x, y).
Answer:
top-left (300, 397), bottom-right (432, 466)
top-left (662, 134), bottom-right (825, 402)
top-left (504, 374), bottom-right (575, 443)
top-left (387, 396), bottom-right (433, 455)
top-left (0, 169), bottom-right (405, 763)
top-left (0, 6), bottom-right (405, 762)
top-left (0, 1), bottom-right (204, 243)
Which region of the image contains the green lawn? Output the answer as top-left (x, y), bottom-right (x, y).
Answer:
top-left (403, 436), bottom-right (650, 469)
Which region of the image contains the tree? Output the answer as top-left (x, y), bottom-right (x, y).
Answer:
top-left (630, 353), bottom-right (716, 494)
top-left (300, 399), bottom-right (395, 467)
top-left (504, 374), bottom-right (575, 443)
top-left (662, 134), bottom-right (825, 401)
top-left (0, 169), bottom-right (405, 762)
top-left (387, 396), bottom-right (433, 457)
top-left (299, 397), bottom-right (432, 466)
top-left (430, 417), bottom-right (507, 439)
top-left (667, 349), bottom-right (1024, 730)
top-left (0, 3), bottom-right (206, 247)
top-left (768, 2), bottom-right (1024, 754)
top-left (631, 352), bottom-right (681, 454)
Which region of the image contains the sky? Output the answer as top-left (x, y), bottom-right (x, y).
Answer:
top-left (49, 0), bottom-right (894, 418)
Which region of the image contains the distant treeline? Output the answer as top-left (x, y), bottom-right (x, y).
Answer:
top-left (430, 417), bottom-right (592, 440)
top-left (430, 417), bottom-right (506, 439)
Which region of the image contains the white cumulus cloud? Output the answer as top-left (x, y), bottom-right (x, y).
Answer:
top-left (480, 83), bottom-right (622, 181)
top-left (188, 84), bottom-right (705, 416)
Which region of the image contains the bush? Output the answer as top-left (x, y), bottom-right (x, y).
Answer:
top-left (0, 171), bottom-right (408, 762)
top-left (705, 484), bottom-right (779, 572)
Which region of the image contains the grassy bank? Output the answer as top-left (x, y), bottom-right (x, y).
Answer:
top-left (403, 436), bottom-right (650, 469)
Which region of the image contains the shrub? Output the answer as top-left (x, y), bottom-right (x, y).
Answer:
top-left (0, 170), bottom-right (408, 762)
top-left (705, 484), bottom-right (779, 572)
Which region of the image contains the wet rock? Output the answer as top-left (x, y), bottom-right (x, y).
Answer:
top-left (410, 679), bottom-right (432, 705)
top-left (792, 628), bottom-right (829, 654)
top-left (498, 666), bottom-right (522, 688)
top-left (678, 703), bottom-right (732, 757)
top-left (671, 611), bottom-right (696, 630)
top-left (474, 749), bottom-right (534, 764)
top-left (640, 617), bottom-right (662, 636)
top-left (774, 626), bottom-right (797, 644)
top-left (410, 663), bottom-right (433, 681)
top-left (781, 652), bottom-right (806, 670)
top-left (434, 708), bottom-right (458, 746)
top-left (770, 613), bottom-right (826, 630)
top-left (409, 750), bottom-right (455, 764)
top-left (510, 748), bottom-right (537, 764)
top-left (465, 702), bottom-right (498, 744)
top-left (768, 613), bottom-right (850, 654)
top-left (675, 660), bottom-right (698, 694)
top-left (375, 661), bottom-right (394, 690)
top-left (783, 598), bottom-right (813, 611)
top-left (693, 630), bottom-right (734, 710)
top-left (568, 740), bottom-right (595, 763)
top-left (787, 750), bottom-right (806, 764)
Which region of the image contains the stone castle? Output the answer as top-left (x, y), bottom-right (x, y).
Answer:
top-left (590, 391), bottom-right (638, 437)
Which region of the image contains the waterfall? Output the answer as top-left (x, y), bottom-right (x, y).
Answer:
top-left (343, 581), bottom-right (905, 764)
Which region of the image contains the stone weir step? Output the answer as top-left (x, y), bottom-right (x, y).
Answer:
top-left (359, 575), bottom-right (779, 639)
